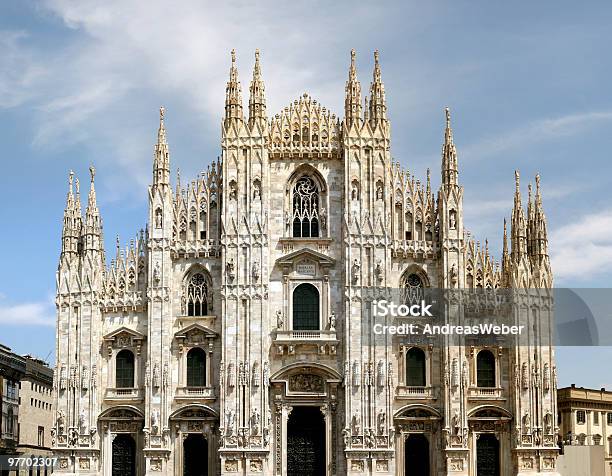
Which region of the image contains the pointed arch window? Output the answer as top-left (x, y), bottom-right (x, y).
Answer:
top-left (292, 176), bottom-right (319, 238)
top-left (293, 283), bottom-right (320, 330)
top-left (116, 350), bottom-right (135, 388)
top-left (186, 348), bottom-right (207, 387)
top-left (186, 273), bottom-right (210, 316)
top-left (406, 347), bottom-right (426, 387)
top-left (401, 272), bottom-right (425, 305)
top-left (476, 350), bottom-right (496, 388)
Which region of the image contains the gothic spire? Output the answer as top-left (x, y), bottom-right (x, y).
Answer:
top-left (511, 170), bottom-right (527, 261)
top-left (533, 173), bottom-right (549, 258)
top-left (248, 49), bottom-right (267, 128)
top-left (61, 170), bottom-right (77, 256)
top-left (441, 107), bottom-right (458, 187)
top-left (344, 49), bottom-right (362, 128)
top-left (153, 106), bottom-right (170, 189)
top-left (368, 50), bottom-right (387, 126)
top-left (225, 49), bottom-right (244, 125)
top-left (83, 165), bottom-right (102, 252)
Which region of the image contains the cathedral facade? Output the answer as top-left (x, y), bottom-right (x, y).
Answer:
top-left (52, 49), bottom-right (559, 476)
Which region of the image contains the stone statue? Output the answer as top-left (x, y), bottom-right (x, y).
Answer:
top-left (452, 412), bottom-right (460, 436)
top-left (351, 259), bottom-right (360, 284)
top-left (449, 210), bottom-right (457, 230)
top-left (151, 409), bottom-right (159, 435)
top-left (79, 409), bottom-right (87, 434)
top-left (57, 410), bottom-right (66, 435)
top-left (351, 413), bottom-right (361, 435)
top-left (328, 311), bottom-right (336, 331)
top-left (262, 361), bottom-right (270, 387)
top-left (225, 410), bottom-right (235, 435)
top-left (251, 408), bottom-right (260, 435)
top-left (155, 208), bottom-right (163, 228)
top-left (252, 260), bottom-right (260, 282)
top-left (377, 410), bottom-right (386, 435)
top-left (276, 310), bottom-right (284, 329)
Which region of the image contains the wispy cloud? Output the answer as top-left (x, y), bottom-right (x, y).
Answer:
top-left (551, 210), bottom-right (612, 283)
top-left (0, 298), bottom-right (55, 327)
top-left (463, 111), bottom-right (612, 162)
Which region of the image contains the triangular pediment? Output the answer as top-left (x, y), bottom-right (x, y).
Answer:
top-left (276, 247), bottom-right (335, 267)
top-left (103, 326), bottom-right (145, 342)
top-left (174, 323), bottom-right (217, 341)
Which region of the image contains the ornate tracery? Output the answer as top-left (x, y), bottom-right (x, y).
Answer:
top-left (183, 271), bottom-right (212, 316)
top-left (292, 176), bottom-right (320, 238)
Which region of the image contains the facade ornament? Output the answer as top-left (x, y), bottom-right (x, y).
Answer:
top-left (352, 360), bottom-right (361, 387)
top-left (377, 360), bottom-right (385, 388)
top-left (251, 260), bottom-right (260, 282)
top-left (543, 363), bottom-right (550, 390)
top-left (91, 365), bottom-right (97, 389)
top-left (79, 409), bottom-right (87, 434)
top-left (155, 208), bottom-right (163, 228)
top-left (328, 311), bottom-right (336, 331)
top-left (449, 210), bottom-right (457, 230)
top-left (151, 409), bottom-right (160, 435)
top-left (226, 258), bottom-right (235, 282)
top-left (377, 410), bottom-right (386, 435)
top-left (57, 411), bottom-right (66, 435)
top-left (227, 362), bottom-right (235, 388)
top-left (253, 180), bottom-right (261, 199)
top-left (262, 361), bottom-right (270, 387)
top-left (462, 361), bottom-right (468, 388)
top-left (452, 411), bottom-right (460, 435)
top-left (375, 260), bottom-right (383, 283)
top-left (252, 361), bottom-right (260, 387)
top-left (153, 363), bottom-right (160, 388)
top-left (521, 362), bottom-right (529, 390)
top-left (376, 182), bottom-right (384, 200)
top-left (225, 410), bottom-right (235, 435)
top-left (351, 413), bottom-right (361, 435)
top-left (251, 408), bottom-right (261, 435)
top-left (145, 362), bottom-right (150, 387)
top-left (320, 207), bottom-right (327, 231)
top-left (351, 259), bottom-right (360, 284)
top-left (276, 310), bottom-right (284, 329)
top-left (523, 412), bottom-right (531, 433)
top-left (81, 366), bottom-right (89, 390)
top-left (163, 362), bottom-right (169, 388)
top-left (153, 261), bottom-right (161, 285)
top-left (451, 358), bottom-right (459, 388)
top-left (450, 263), bottom-right (458, 287)
top-left (387, 362), bottom-right (394, 387)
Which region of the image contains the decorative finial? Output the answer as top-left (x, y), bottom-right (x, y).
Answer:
top-left (514, 170), bottom-right (520, 190)
top-left (75, 177), bottom-right (80, 194)
top-left (69, 170), bottom-right (74, 188)
top-left (159, 106), bottom-right (165, 121)
top-left (445, 107), bottom-right (451, 127)
top-left (89, 165), bottom-right (96, 183)
top-left (351, 48), bottom-right (356, 63)
top-left (374, 49), bottom-right (379, 64)
top-left (255, 48), bottom-right (260, 61)
top-left (231, 49), bottom-right (236, 64)
top-left (535, 173), bottom-right (541, 192)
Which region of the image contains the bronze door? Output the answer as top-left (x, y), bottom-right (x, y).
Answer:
top-left (183, 434), bottom-right (208, 476)
top-left (287, 406), bottom-right (325, 476)
top-left (112, 434), bottom-right (136, 476)
top-left (405, 434), bottom-right (430, 476)
top-left (476, 434), bottom-right (500, 476)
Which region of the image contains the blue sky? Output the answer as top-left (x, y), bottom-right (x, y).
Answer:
top-left (0, 1), bottom-right (611, 387)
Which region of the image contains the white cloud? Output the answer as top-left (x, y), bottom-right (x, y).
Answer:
top-left (550, 210), bottom-right (612, 282)
top-left (463, 111), bottom-right (612, 162)
top-left (0, 299), bottom-right (55, 327)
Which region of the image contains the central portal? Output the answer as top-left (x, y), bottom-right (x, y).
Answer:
top-left (287, 406), bottom-right (325, 476)
top-left (183, 433), bottom-right (208, 476)
top-left (404, 434), bottom-right (430, 476)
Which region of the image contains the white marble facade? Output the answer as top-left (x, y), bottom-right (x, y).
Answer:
top-left (52, 49), bottom-right (559, 475)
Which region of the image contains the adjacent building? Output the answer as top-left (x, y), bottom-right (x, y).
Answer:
top-left (0, 344), bottom-right (25, 456)
top-left (558, 385), bottom-right (612, 476)
top-left (52, 49), bottom-right (559, 476)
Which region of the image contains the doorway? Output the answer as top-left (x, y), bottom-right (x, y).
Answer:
top-left (476, 434), bottom-right (500, 476)
top-left (112, 434), bottom-right (136, 476)
top-left (287, 406), bottom-right (325, 476)
top-left (404, 434), bottom-right (430, 476)
top-left (183, 433), bottom-right (208, 476)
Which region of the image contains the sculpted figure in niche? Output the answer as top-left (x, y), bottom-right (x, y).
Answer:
top-left (155, 208), bottom-right (163, 228)
top-left (276, 310), bottom-right (284, 329)
top-left (449, 210), bottom-right (457, 230)
top-left (328, 311), bottom-right (336, 331)
top-left (376, 181), bottom-right (384, 200)
top-left (351, 259), bottom-right (360, 284)
top-left (377, 410), bottom-right (386, 435)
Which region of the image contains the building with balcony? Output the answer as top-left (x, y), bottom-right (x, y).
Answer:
top-left (52, 49), bottom-right (557, 476)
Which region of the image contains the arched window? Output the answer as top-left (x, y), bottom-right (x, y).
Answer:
top-left (292, 176), bottom-right (319, 238)
top-left (406, 347), bottom-right (426, 387)
top-left (186, 348), bottom-right (207, 387)
top-left (187, 273), bottom-right (209, 316)
top-left (116, 349), bottom-right (135, 388)
top-left (293, 283), bottom-right (320, 330)
top-left (401, 272), bottom-right (425, 304)
top-left (476, 350), bottom-right (496, 388)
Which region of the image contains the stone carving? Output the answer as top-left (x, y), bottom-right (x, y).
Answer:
top-left (153, 261), bottom-right (161, 285)
top-left (288, 373), bottom-right (324, 393)
top-left (151, 409), bottom-right (160, 435)
top-left (251, 408), bottom-right (260, 435)
top-left (328, 311), bottom-right (336, 331)
top-left (320, 207), bottom-right (327, 231)
top-left (377, 360), bottom-right (385, 388)
top-left (375, 260), bottom-right (383, 282)
top-left (91, 365), bottom-right (97, 389)
top-left (225, 409), bottom-right (235, 436)
top-left (543, 363), bottom-right (550, 390)
top-left (252, 180), bottom-right (261, 199)
top-left (452, 411), bottom-right (460, 435)
top-left (275, 310), bottom-right (284, 329)
top-left (153, 363), bottom-right (160, 388)
top-left (450, 263), bottom-right (458, 287)
top-left (451, 358), bottom-right (459, 388)
top-left (163, 362), bottom-right (168, 388)
top-left (81, 366), bottom-right (89, 390)
top-left (252, 260), bottom-right (260, 282)
top-left (387, 362), bottom-right (394, 387)
top-left (227, 362), bottom-right (235, 388)
top-left (351, 413), bottom-right (361, 435)
top-left (351, 259), bottom-right (360, 284)
top-left (352, 360), bottom-right (361, 387)
top-left (155, 208), bottom-right (163, 228)
top-left (252, 361), bottom-right (260, 387)
top-left (79, 409), bottom-right (87, 434)
top-left (377, 410), bottom-right (386, 435)
top-left (226, 258), bottom-right (235, 282)
top-left (523, 412), bottom-right (531, 433)
top-left (449, 209), bottom-right (457, 229)
top-left (522, 362), bottom-right (529, 390)
top-left (145, 362), bottom-right (150, 387)
top-left (262, 362), bottom-right (270, 387)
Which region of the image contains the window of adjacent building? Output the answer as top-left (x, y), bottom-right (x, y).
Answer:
top-left (116, 349), bottom-right (135, 388)
top-left (595, 412), bottom-right (600, 425)
top-left (406, 347), bottom-right (426, 387)
top-left (577, 411), bottom-right (586, 424)
top-left (186, 347), bottom-right (207, 387)
top-left (476, 350), bottom-right (496, 388)
top-left (38, 426), bottom-right (44, 446)
top-left (6, 407), bottom-right (14, 436)
top-left (292, 283), bottom-right (320, 330)
top-left (291, 176), bottom-right (319, 238)
top-left (608, 413), bottom-right (612, 425)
